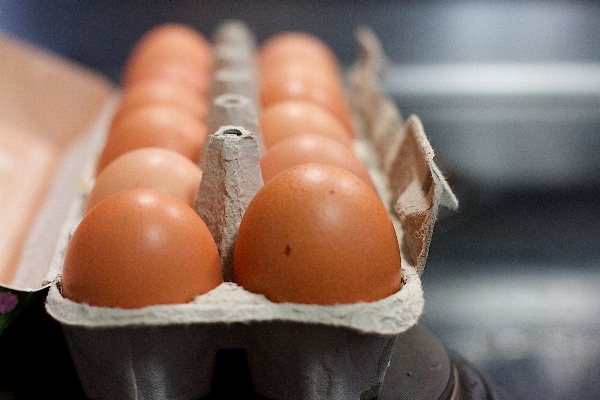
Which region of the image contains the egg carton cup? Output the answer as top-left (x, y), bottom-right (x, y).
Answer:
top-left (45, 22), bottom-right (457, 400)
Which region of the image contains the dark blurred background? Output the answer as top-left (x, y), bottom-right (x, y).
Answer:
top-left (1, 1), bottom-right (599, 399)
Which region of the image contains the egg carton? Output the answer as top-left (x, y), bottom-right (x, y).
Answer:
top-left (45, 22), bottom-right (457, 400)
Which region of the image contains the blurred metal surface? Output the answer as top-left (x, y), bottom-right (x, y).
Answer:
top-left (420, 263), bottom-right (600, 400)
top-left (385, 63), bottom-right (600, 188)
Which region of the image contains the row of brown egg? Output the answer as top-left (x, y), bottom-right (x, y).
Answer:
top-left (255, 32), bottom-right (376, 190)
top-left (62, 24), bottom-right (224, 309)
top-left (233, 32), bottom-right (403, 304)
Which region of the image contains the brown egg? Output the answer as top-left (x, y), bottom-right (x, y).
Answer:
top-left (113, 79), bottom-right (209, 123)
top-left (260, 133), bottom-right (375, 191)
top-left (122, 23), bottom-right (213, 92)
top-left (260, 100), bottom-right (353, 149)
top-left (125, 23), bottom-right (213, 69)
top-left (123, 60), bottom-right (212, 97)
top-left (234, 163), bottom-right (402, 305)
top-left (259, 66), bottom-right (354, 135)
top-left (258, 31), bottom-right (340, 77)
top-left (96, 104), bottom-right (207, 174)
top-left (258, 53), bottom-right (343, 93)
top-left (62, 188), bottom-right (222, 309)
top-left (85, 147), bottom-right (203, 214)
